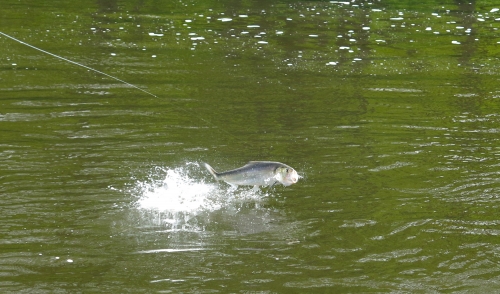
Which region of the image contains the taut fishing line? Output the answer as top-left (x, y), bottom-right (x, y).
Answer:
top-left (0, 31), bottom-right (236, 140)
top-left (0, 31), bottom-right (158, 98)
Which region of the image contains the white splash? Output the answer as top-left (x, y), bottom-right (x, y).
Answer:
top-left (136, 164), bottom-right (216, 212)
top-left (132, 162), bottom-right (266, 231)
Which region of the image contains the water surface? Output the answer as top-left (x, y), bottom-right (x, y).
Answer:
top-left (2, 0), bottom-right (500, 292)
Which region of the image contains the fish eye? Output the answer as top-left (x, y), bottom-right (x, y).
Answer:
top-left (285, 168), bottom-right (289, 172)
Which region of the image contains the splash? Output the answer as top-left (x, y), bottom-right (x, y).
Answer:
top-left (131, 162), bottom-right (266, 231)
top-left (136, 164), bottom-right (216, 212)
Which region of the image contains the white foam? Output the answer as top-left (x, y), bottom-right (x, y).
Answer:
top-left (137, 169), bottom-right (214, 212)
top-left (131, 162), bottom-right (266, 231)
top-left (134, 163), bottom-right (216, 212)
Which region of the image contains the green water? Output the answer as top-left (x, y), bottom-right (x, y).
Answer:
top-left (2, 0), bottom-right (500, 292)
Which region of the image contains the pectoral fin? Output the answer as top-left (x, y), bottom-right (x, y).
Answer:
top-left (204, 163), bottom-right (220, 181)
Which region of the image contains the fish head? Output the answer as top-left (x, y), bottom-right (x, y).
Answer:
top-left (275, 166), bottom-right (299, 186)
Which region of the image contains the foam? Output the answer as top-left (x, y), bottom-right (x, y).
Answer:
top-left (131, 162), bottom-right (266, 231)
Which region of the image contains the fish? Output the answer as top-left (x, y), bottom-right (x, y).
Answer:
top-left (204, 161), bottom-right (299, 190)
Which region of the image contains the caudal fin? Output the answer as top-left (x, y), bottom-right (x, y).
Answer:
top-left (204, 163), bottom-right (219, 181)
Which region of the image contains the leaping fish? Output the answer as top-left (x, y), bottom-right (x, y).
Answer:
top-left (204, 161), bottom-right (299, 190)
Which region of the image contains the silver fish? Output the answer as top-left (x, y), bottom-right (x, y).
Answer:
top-left (204, 161), bottom-right (299, 190)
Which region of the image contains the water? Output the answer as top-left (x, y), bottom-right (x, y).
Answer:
top-left (2, 0), bottom-right (500, 292)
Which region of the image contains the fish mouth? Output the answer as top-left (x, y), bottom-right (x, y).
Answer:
top-left (289, 171), bottom-right (299, 183)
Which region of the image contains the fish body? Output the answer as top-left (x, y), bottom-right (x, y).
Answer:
top-left (204, 161), bottom-right (299, 190)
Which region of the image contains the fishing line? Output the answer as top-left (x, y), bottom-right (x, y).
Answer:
top-left (0, 31), bottom-right (237, 140)
top-left (0, 31), bottom-right (158, 98)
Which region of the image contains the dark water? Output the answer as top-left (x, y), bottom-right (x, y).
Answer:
top-left (2, 0), bottom-right (500, 292)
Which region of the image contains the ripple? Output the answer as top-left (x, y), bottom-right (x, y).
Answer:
top-left (0, 113), bottom-right (48, 122)
top-left (388, 219), bottom-right (433, 236)
top-left (340, 219), bottom-right (377, 228)
top-left (358, 248), bottom-right (422, 263)
top-left (369, 161), bottom-right (413, 172)
top-left (367, 87), bottom-right (422, 92)
top-left (136, 248), bottom-right (208, 254)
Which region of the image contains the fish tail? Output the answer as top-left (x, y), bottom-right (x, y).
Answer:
top-left (204, 163), bottom-right (219, 181)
